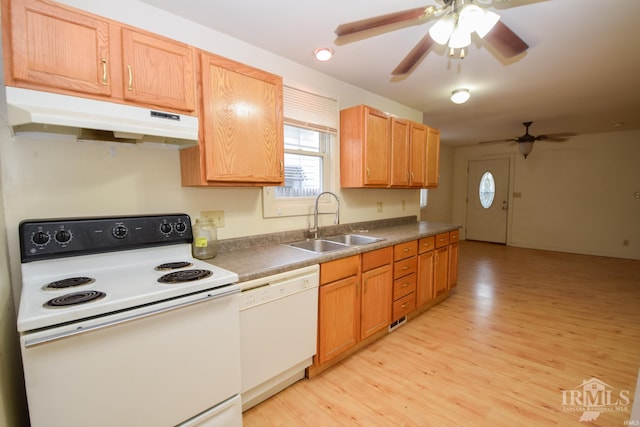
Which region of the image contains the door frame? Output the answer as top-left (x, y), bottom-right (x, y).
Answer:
top-left (453, 153), bottom-right (516, 245)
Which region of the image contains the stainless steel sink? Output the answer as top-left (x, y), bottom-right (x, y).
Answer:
top-left (285, 234), bottom-right (385, 254)
top-left (286, 239), bottom-right (349, 253)
top-left (325, 234), bottom-right (385, 245)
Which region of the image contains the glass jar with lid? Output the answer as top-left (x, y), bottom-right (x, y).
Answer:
top-left (191, 218), bottom-right (218, 260)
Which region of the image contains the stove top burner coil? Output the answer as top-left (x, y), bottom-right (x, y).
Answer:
top-left (43, 277), bottom-right (95, 290)
top-left (155, 261), bottom-right (193, 271)
top-left (44, 290), bottom-right (106, 308)
top-left (158, 269), bottom-right (213, 284)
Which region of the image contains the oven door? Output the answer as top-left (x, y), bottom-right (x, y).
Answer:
top-left (20, 287), bottom-right (241, 427)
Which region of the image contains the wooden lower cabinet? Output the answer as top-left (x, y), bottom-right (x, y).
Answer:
top-left (448, 230), bottom-right (460, 289)
top-left (312, 230), bottom-right (460, 375)
top-left (433, 232), bottom-right (450, 297)
top-left (392, 241), bottom-right (417, 320)
top-left (416, 236), bottom-right (435, 307)
top-left (360, 247), bottom-right (393, 339)
top-left (317, 255), bottom-right (360, 365)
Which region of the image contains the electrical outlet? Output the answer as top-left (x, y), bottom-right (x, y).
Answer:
top-left (376, 202), bottom-right (383, 213)
top-left (201, 210), bottom-right (225, 227)
top-left (513, 192), bottom-right (522, 198)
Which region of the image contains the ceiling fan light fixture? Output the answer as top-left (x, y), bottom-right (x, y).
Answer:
top-left (451, 88), bottom-right (470, 104)
top-left (448, 25), bottom-right (471, 49)
top-left (475, 10), bottom-right (500, 38)
top-left (519, 141), bottom-right (534, 159)
top-left (458, 4), bottom-right (484, 33)
top-left (313, 47), bottom-right (334, 62)
top-left (429, 14), bottom-right (455, 45)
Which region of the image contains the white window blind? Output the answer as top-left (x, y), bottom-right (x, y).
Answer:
top-left (283, 85), bottom-right (338, 134)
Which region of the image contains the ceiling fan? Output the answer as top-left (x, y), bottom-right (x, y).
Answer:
top-left (479, 121), bottom-right (576, 158)
top-left (334, 0), bottom-right (528, 75)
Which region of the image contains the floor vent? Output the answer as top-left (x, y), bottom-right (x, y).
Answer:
top-left (388, 315), bottom-right (407, 332)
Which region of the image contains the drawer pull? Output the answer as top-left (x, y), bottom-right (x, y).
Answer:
top-left (401, 302), bottom-right (408, 308)
top-left (402, 283), bottom-right (409, 287)
top-left (403, 248), bottom-right (410, 252)
top-left (402, 266), bottom-right (409, 270)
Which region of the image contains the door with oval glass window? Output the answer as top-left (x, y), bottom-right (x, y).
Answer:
top-left (465, 158), bottom-right (510, 243)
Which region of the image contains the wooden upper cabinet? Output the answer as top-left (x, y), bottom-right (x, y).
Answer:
top-left (4, 0), bottom-right (198, 114)
top-left (6, 0), bottom-right (112, 96)
top-left (341, 105), bottom-right (436, 188)
top-left (390, 118), bottom-right (410, 187)
top-left (198, 52), bottom-right (284, 185)
top-left (409, 122), bottom-right (427, 187)
top-left (425, 126), bottom-right (440, 188)
top-left (121, 28), bottom-right (196, 112)
top-left (340, 105), bottom-right (390, 188)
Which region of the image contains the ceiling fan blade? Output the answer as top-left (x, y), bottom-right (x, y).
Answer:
top-left (391, 34), bottom-right (435, 75)
top-left (536, 132), bottom-right (576, 142)
top-left (335, 7), bottom-right (430, 37)
top-left (478, 138), bottom-right (518, 145)
top-left (483, 20), bottom-right (529, 58)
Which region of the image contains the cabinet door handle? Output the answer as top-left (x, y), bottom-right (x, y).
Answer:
top-left (127, 65), bottom-right (133, 91)
top-left (280, 160), bottom-right (284, 177)
top-left (366, 167), bottom-right (370, 178)
top-left (101, 58), bottom-right (108, 85)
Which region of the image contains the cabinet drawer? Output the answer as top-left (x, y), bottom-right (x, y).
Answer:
top-left (435, 232), bottom-right (450, 248)
top-left (449, 229), bottom-right (459, 243)
top-left (393, 256), bottom-right (417, 279)
top-left (320, 255), bottom-right (359, 285)
top-left (392, 292), bottom-right (416, 320)
top-left (393, 273), bottom-right (416, 300)
top-left (418, 236), bottom-right (435, 253)
top-left (362, 246), bottom-right (393, 272)
top-left (393, 240), bottom-right (418, 261)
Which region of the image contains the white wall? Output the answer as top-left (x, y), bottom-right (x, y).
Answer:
top-left (421, 144), bottom-right (454, 223)
top-left (451, 130), bottom-right (640, 260)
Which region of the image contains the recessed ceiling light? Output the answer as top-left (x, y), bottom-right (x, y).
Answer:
top-left (451, 88), bottom-right (471, 104)
top-left (313, 47), bottom-right (334, 62)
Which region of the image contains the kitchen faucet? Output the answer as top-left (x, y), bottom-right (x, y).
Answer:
top-left (310, 191), bottom-right (340, 239)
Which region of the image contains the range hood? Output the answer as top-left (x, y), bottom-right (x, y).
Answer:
top-left (5, 87), bottom-right (199, 147)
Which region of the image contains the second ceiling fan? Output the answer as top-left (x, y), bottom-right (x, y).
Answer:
top-left (335, 0), bottom-right (529, 75)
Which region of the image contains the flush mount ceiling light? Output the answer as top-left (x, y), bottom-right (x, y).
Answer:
top-left (451, 88), bottom-right (470, 104)
top-left (313, 47), bottom-right (334, 62)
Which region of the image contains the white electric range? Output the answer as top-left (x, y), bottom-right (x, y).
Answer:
top-left (17, 214), bottom-right (242, 427)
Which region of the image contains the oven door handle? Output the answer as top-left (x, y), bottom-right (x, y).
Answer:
top-left (24, 287), bottom-right (238, 348)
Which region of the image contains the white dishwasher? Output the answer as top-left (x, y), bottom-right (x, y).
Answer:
top-left (239, 264), bottom-right (319, 411)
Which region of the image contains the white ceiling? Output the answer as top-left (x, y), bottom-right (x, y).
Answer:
top-left (140, 0), bottom-right (640, 146)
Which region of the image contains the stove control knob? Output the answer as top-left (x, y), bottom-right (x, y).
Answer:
top-left (175, 222), bottom-right (187, 233)
top-left (160, 223), bottom-right (173, 234)
top-left (112, 224), bottom-right (128, 239)
top-left (32, 231), bottom-right (50, 246)
top-left (55, 230), bottom-right (72, 244)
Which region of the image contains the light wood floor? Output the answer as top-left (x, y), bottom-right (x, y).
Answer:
top-left (242, 241), bottom-right (640, 426)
